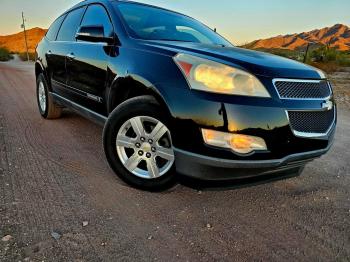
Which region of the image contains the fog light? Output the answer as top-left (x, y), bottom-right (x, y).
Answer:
top-left (202, 129), bottom-right (267, 155)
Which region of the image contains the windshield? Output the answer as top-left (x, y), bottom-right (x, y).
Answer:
top-left (114, 2), bottom-right (232, 46)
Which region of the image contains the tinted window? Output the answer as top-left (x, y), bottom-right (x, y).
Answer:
top-left (57, 7), bottom-right (85, 41)
top-left (81, 4), bottom-right (113, 37)
top-left (46, 15), bottom-right (66, 41)
top-left (115, 3), bottom-right (232, 46)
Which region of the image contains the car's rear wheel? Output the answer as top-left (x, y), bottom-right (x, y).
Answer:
top-left (103, 96), bottom-right (177, 191)
top-left (36, 73), bottom-right (62, 119)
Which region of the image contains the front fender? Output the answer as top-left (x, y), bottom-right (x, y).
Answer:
top-left (107, 73), bottom-right (172, 116)
top-left (35, 60), bottom-right (44, 76)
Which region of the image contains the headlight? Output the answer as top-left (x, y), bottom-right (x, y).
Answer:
top-left (174, 53), bottom-right (270, 97)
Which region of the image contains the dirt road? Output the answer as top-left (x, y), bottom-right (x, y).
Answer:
top-left (0, 61), bottom-right (349, 261)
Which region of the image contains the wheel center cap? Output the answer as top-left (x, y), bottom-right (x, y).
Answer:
top-left (141, 142), bottom-right (151, 152)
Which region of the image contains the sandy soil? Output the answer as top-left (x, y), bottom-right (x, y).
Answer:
top-left (0, 61), bottom-right (349, 261)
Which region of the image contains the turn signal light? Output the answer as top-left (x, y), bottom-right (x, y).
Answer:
top-left (202, 129), bottom-right (267, 155)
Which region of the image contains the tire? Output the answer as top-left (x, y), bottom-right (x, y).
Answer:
top-left (36, 73), bottom-right (62, 119)
top-left (103, 95), bottom-right (177, 191)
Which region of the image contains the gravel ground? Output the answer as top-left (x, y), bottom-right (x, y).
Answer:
top-left (0, 61), bottom-right (349, 262)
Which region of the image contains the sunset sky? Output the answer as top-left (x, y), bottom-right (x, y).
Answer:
top-left (0, 0), bottom-right (349, 44)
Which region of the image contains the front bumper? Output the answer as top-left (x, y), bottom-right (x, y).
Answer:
top-left (165, 88), bottom-right (335, 160)
top-left (174, 139), bottom-right (333, 180)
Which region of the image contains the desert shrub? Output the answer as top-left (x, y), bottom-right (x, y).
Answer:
top-left (337, 54), bottom-right (350, 67)
top-left (255, 48), bottom-right (304, 61)
top-left (0, 47), bottom-right (13, 61)
top-left (307, 47), bottom-right (350, 71)
top-left (245, 45), bottom-right (350, 70)
top-left (19, 52), bottom-right (36, 61)
top-left (310, 46), bottom-right (338, 62)
top-left (326, 49), bottom-right (338, 61)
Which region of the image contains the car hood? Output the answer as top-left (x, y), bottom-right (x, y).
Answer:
top-left (141, 41), bottom-right (323, 79)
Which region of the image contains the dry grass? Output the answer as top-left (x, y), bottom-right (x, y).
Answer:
top-left (310, 62), bottom-right (340, 73)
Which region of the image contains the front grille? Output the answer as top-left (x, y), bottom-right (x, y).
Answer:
top-left (274, 80), bottom-right (331, 99)
top-left (288, 108), bottom-right (335, 135)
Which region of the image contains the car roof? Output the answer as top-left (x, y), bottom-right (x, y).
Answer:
top-left (64, 0), bottom-right (194, 20)
top-left (63, 0), bottom-right (112, 14)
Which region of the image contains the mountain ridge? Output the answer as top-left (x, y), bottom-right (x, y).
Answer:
top-left (244, 24), bottom-right (350, 51)
top-left (0, 27), bottom-right (47, 53)
top-left (1, 24), bottom-right (349, 53)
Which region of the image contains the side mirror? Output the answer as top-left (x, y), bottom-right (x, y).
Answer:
top-left (76, 25), bottom-right (114, 44)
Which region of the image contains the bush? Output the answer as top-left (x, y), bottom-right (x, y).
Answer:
top-left (307, 46), bottom-right (350, 72)
top-left (310, 46), bottom-right (338, 62)
top-left (18, 52), bottom-right (36, 61)
top-left (337, 54), bottom-right (350, 67)
top-left (255, 48), bottom-right (304, 61)
top-left (0, 47), bottom-right (13, 61)
top-left (244, 44), bottom-right (350, 72)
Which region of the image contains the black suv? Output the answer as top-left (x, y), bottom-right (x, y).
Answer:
top-left (35, 0), bottom-right (336, 191)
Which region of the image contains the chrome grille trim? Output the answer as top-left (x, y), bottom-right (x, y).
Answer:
top-left (272, 78), bottom-right (332, 100)
top-left (285, 107), bottom-right (336, 138)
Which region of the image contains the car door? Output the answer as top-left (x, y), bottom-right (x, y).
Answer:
top-left (66, 4), bottom-right (115, 115)
top-left (45, 15), bottom-right (66, 84)
top-left (51, 7), bottom-right (85, 98)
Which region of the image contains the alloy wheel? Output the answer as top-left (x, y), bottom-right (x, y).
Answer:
top-left (38, 81), bottom-right (47, 112)
top-left (116, 116), bottom-right (175, 179)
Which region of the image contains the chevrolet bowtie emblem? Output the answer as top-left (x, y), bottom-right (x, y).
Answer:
top-left (322, 100), bottom-right (333, 111)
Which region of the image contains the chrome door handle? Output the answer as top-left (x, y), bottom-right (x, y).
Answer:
top-left (66, 53), bottom-right (75, 60)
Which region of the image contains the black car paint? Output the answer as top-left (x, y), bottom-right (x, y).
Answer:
top-left (35, 0), bottom-right (335, 180)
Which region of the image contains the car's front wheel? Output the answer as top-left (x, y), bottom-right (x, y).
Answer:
top-left (36, 73), bottom-right (62, 119)
top-left (103, 96), bottom-right (177, 191)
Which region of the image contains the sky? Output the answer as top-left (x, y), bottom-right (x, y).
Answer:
top-left (0, 0), bottom-right (349, 45)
